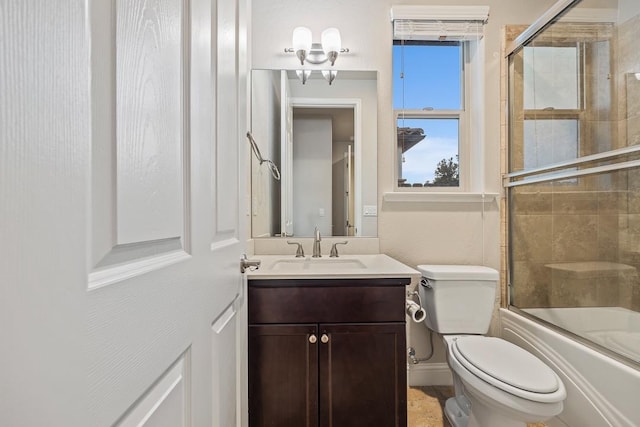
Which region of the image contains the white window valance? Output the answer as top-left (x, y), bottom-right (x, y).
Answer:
top-left (390, 5), bottom-right (490, 41)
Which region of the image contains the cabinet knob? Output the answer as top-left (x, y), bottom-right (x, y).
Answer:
top-left (321, 334), bottom-right (329, 344)
top-left (309, 334), bottom-right (317, 344)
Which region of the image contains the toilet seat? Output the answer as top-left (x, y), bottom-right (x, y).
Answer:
top-left (450, 336), bottom-right (564, 403)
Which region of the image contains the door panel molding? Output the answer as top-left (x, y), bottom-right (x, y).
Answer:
top-left (210, 236), bottom-right (240, 252)
top-left (88, 245), bottom-right (190, 290)
top-left (114, 351), bottom-right (191, 427)
top-left (89, 0), bottom-right (193, 289)
top-left (115, 0), bottom-right (188, 245)
top-left (212, 300), bottom-right (237, 334)
top-left (212, 310), bottom-right (239, 427)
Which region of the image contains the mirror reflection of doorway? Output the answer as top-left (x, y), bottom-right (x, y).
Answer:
top-left (292, 105), bottom-right (355, 237)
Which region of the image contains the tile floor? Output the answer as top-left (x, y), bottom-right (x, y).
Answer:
top-left (407, 386), bottom-right (546, 427)
top-left (408, 386), bottom-right (454, 427)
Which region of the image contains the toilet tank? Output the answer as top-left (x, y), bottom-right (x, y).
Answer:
top-left (417, 265), bottom-right (499, 334)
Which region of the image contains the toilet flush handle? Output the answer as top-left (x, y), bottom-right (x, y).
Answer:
top-left (420, 277), bottom-right (432, 289)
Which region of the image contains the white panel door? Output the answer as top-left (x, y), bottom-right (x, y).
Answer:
top-left (0, 0), bottom-right (248, 426)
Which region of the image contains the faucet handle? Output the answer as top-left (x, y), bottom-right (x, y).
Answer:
top-left (287, 241), bottom-right (305, 257)
top-left (329, 241), bottom-right (348, 257)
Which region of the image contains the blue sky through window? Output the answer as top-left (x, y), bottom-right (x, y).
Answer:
top-left (393, 44), bottom-right (461, 109)
top-left (393, 43), bottom-right (462, 185)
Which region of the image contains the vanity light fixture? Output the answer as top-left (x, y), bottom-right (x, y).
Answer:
top-left (285, 26), bottom-right (350, 66)
top-left (286, 27), bottom-right (348, 85)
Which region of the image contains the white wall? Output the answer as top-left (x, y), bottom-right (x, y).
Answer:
top-left (251, 71), bottom-right (281, 237)
top-left (251, 0), bottom-right (556, 370)
top-left (619, 0), bottom-right (640, 22)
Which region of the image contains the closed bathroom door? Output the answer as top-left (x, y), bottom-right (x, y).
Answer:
top-left (1, 0), bottom-right (248, 426)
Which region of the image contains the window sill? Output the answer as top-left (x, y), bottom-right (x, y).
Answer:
top-left (383, 192), bottom-right (499, 203)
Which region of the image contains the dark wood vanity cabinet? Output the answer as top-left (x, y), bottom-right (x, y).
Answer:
top-left (248, 278), bottom-right (409, 427)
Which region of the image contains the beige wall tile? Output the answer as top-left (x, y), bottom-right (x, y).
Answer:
top-left (552, 191), bottom-right (598, 215)
top-left (511, 214), bottom-right (553, 262)
top-left (551, 214), bottom-right (598, 262)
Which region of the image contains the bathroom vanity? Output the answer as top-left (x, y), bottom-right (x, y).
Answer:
top-left (247, 254), bottom-right (418, 427)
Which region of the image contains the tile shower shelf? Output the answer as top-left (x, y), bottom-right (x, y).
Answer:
top-left (383, 192), bottom-right (499, 203)
top-left (544, 261), bottom-right (637, 279)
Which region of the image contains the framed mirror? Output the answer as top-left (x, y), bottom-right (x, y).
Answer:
top-left (250, 69), bottom-right (378, 238)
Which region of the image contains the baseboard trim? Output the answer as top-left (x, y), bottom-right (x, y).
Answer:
top-left (408, 362), bottom-right (453, 386)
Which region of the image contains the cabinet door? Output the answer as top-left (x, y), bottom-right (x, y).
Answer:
top-left (249, 324), bottom-right (319, 427)
top-left (319, 323), bottom-right (407, 427)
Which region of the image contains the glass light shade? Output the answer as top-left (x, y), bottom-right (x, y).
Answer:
top-left (321, 28), bottom-right (341, 54)
top-left (292, 27), bottom-right (312, 53)
top-left (296, 69), bottom-right (312, 84)
top-left (321, 70), bottom-right (337, 85)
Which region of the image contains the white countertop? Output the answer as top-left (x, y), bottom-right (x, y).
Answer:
top-left (246, 254), bottom-right (420, 281)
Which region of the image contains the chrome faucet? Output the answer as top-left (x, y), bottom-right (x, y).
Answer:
top-left (312, 227), bottom-right (322, 257)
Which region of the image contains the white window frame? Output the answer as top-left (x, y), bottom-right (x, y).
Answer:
top-left (387, 5), bottom-right (491, 201)
top-left (393, 41), bottom-right (470, 192)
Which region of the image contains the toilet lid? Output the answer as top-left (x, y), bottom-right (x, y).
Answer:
top-left (453, 336), bottom-right (560, 395)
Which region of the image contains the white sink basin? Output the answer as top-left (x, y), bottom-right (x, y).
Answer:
top-left (270, 257), bottom-right (367, 271)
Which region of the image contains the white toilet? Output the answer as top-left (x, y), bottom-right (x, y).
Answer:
top-left (417, 265), bottom-right (566, 427)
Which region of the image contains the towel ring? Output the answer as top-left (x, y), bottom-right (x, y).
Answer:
top-left (246, 131), bottom-right (281, 181)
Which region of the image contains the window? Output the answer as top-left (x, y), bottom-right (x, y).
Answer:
top-left (394, 42), bottom-right (463, 188)
top-left (522, 45), bottom-right (583, 170)
top-left (390, 5), bottom-right (488, 192)
top-left (521, 44), bottom-right (583, 184)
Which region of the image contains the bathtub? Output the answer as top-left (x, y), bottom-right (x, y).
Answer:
top-left (500, 307), bottom-right (640, 427)
top-left (524, 307), bottom-right (640, 363)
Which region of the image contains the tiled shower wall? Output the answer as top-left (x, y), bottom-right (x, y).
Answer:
top-left (618, 14), bottom-right (640, 274)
